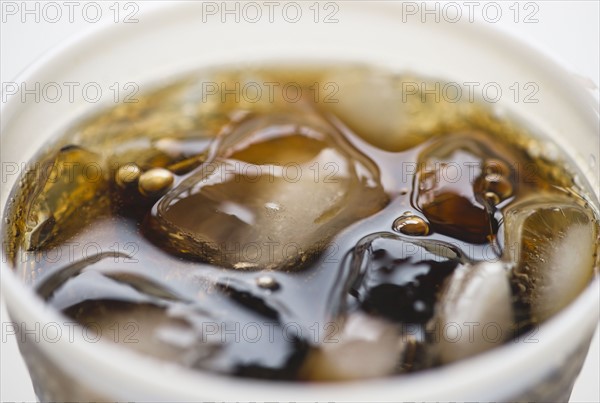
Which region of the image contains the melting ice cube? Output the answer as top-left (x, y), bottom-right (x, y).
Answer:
top-left (23, 146), bottom-right (109, 250)
top-left (64, 299), bottom-right (214, 367)
top-left (413, 131), bottom-right (520, 244)
top-left (146, 105), bottom-right (389, 270)
top-left (350, 233), bottom-right (462, 324)
top-left (299, 312), bottom-right (403, 381)
top-left (427, 261), bottom-right (514, 364)
top-left (504, 194), bottom-right (598, 323)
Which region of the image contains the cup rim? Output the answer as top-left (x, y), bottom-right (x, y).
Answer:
top-left (1, 2), bottom-right (599, 401)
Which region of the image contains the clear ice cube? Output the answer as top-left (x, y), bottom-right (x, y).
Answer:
top-left (146, 105), bottom-right (389, 270)
top-left (320, 70), bottom-right (478, 152)
top-left (350, 233), bottom-right (462, 323)
top-left (57, 270), bottom-right (306, 378)
top-left (413, 132), bottom-right (520, 244)
top-left (504, 194), bottom-right (598, 322)
top-left (299, 312), bottom-right (403, 381)
top-left (428, 261), bottom-right (513, 364)
top-left (24, 146), bottom-right (110, 250)
top-left (64, 298), bottom-right (216, 367)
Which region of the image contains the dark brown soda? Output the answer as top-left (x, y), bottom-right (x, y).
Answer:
top-left (3, 64), bottom-right (598, 381)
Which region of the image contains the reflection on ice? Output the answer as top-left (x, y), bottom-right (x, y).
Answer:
top-left (505, 194), bottom-right (597, 323)
top-left (147, 105), bottom-right (389, 270)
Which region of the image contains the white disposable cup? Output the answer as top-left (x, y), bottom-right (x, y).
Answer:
top-left (1, 2), bottom-right (598, 401)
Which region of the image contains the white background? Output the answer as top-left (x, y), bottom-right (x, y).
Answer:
top-left (1, 1), bottom-right (599, 401)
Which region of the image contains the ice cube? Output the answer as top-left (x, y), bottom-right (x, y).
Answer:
top-left (176, 277), bottom-right (310, 380)
top-left (146, 105), bottom-right (388, 270)
top-left (64, 299), bottom-right (215, 367)
top-left (414, 132), bottom-right (520, 244)
top-left (504, 194), bottom-right (598, 323)
top-left (320, 70), bottom-right (475, 152)
top-left (350, 233), bottom-right (461, 323)
top-left (428, 261), bottom-right (514, 364)
top-left (58, 271), bottom-right (307, 378)
top-left (299, 312), bottom-right (403, 381)
top-left (23, 146), bottom-right (110, 250)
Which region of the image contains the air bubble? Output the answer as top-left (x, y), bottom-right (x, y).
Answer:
top-left (116, 163), bottom-right (141, 188)
top-left (138, 168), bottom-right (174, 197)
top-left (256, 275), bottom-right (280, 291)
top-left (392, 213), bottom-right (430, 236)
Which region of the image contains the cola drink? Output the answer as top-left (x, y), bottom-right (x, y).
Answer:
top-left (3, 65), bottom-right (598, 381)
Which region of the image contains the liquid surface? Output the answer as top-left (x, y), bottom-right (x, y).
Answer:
top-left (3, 64), bottom-right (599, 381)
